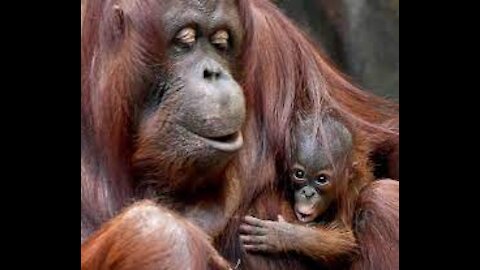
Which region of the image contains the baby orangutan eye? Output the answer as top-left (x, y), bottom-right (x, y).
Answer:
top-left (293, 169), bottom-right (306, 180)
top-left (314, 174), bottom-right (330, 186)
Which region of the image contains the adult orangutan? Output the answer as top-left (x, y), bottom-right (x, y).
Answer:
top-left (81, 0), bottom-right (399, 269)
top-left (82, 0), bottom-right (248, 269)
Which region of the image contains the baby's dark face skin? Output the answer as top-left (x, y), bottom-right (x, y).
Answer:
top-left (290, 164), bottom-right (336, 223)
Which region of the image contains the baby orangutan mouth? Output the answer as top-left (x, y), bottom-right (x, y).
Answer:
top-left (295, 205), bottom-right (317, 223)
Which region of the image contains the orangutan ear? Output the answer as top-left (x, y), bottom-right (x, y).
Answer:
top-left (112, 4), bottom-right (125, 38)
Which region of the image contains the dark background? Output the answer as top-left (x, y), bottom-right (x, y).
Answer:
top-left (275, 0), bottom-right (399, 101)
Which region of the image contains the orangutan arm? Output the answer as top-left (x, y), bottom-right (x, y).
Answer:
top-left (81, 200), bottom-right (232, 270)
top-left (239, 215), bottom-right (357, 264)
top-left (351, 179), bottom-right (399, 270)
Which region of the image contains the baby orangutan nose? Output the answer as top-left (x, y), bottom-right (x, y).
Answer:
top-left (303, 188), bottom-right (315, 199)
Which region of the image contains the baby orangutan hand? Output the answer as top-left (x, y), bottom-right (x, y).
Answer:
top-left (239, 215), bottom-right (296, 253)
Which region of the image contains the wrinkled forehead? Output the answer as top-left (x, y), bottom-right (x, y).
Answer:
top-left (160, 0), bottom-right (240, 23)
top-left (172, 0), bottom-right (231, 11)
top-left (294, 117), bottom-right (353, 170)
top-left (161, 0), bottom-right (237, 12)
top-left (157, 0), bottom-right (242, 37)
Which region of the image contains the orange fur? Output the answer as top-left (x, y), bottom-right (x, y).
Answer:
top-left (81, 0), bottom-right (398, 269)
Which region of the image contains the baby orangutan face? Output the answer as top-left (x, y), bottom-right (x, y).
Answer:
top-left (290, 164), bottom-right (335, 223)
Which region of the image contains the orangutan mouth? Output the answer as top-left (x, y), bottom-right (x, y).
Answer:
top-left (201, 131), bottom-right (244, 152)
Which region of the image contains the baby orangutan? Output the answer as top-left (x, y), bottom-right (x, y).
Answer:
top-left (239, 114), bottom-right (374, 265)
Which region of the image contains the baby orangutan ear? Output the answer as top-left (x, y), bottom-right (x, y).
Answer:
top-left (347, 161), bottom-right (359, 180)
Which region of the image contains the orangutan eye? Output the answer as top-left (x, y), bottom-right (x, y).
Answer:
top-left (175, 27), bottom-right (196, 47)
top-left (211, 30), bottom-right (230, 50)
top-left (293, 169), bottom-right (306, 180)
top-left (315, 174), bottom-right (330, 186)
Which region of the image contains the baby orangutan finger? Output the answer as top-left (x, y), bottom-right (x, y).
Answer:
top-left (243, 216), bottom-right (269, 227)
top-left (240, 234), bottom-right (267, 244)
top-left (239, 224), bottom-right (267, 235)
top-left (243, 244), bottom-right (270, 253)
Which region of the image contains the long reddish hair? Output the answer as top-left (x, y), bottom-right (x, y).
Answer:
top-left (81, 0), bottom-right (175, 232)
top-left (215, 2), bottom-right (398, 267)
top-left (233, 0), bottom-right (398, 207)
